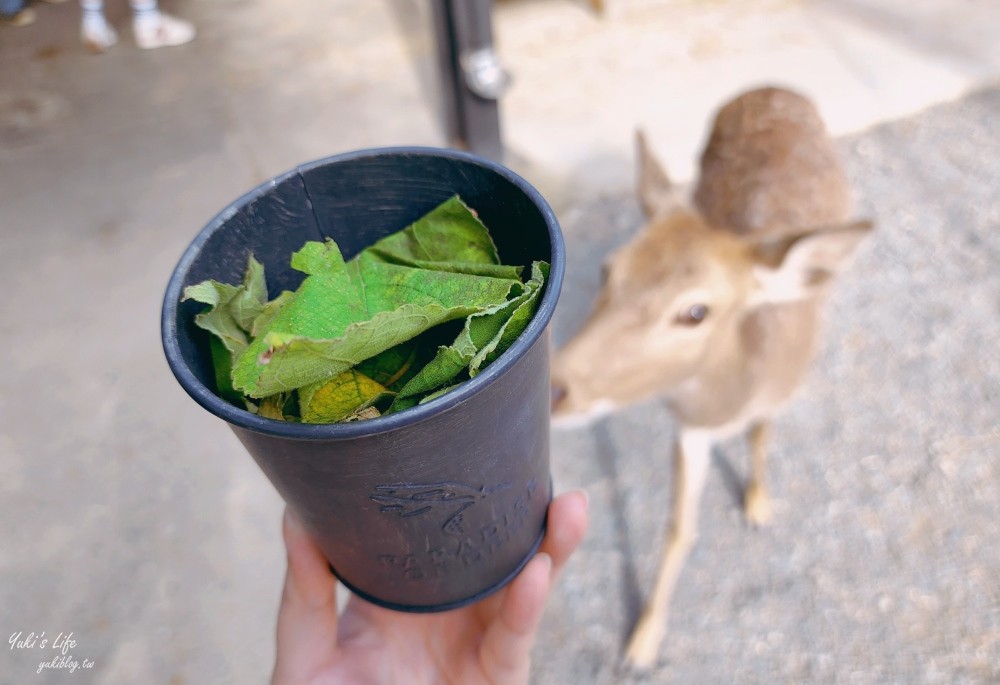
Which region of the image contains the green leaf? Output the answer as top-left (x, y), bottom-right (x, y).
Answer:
top-left (183, 280), bottom-right (240, 307)
top-left (367, 252), bottom-right (523, 280)
top-left (232, 247), bottom-right (519, 397)
top-left (355, 340), bottom-right (422, 391)
top-left (241, 302), bottom-right (476, 397)
top-left (390, 345), bottom-right (471, 405)
top-left (251, 290), bottom-right (294, 338)
top-left (469, 261), bottom-right (548, 376)
top-left (383, 395), bottom-right (420, 415)
top-left (291, 239), bottom-right (347, 276)
top-left (230, 256), bottom-right (267, 331)
top-left (231, 240), bottom-right (367, 395)
top-left (388, 261), bottom-right (548, 409)
top-left (208, 336), bottom-right (245, 406)
top-left (182, 255), bottom-right (269, 354)
top-left (364, 195), bottom-right (501, 265)
top-left (183, 280), bottom-right (248, 354)
top-left (419, 383), bottom-right (461, 405)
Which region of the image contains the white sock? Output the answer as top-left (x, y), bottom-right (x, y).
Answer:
top-left (81, 0), bottom-right (108, 32)
top-left (80, 0), bottom-right (118, 51)
top-left (129, 0), bottom-right (159, 30)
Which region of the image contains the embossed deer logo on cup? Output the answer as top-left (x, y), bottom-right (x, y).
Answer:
top-left (370, 482), bottom-right (512, 536)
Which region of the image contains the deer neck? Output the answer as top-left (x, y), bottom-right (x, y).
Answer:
top-left (663, 296), bottom-right (822, 430)
top-left (663, 312), bottom-right (754, 428)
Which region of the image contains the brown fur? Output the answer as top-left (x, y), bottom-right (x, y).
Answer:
top-left (694, 87), bottom-right (852, 237)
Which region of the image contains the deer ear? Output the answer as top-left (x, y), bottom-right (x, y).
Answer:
top-left (636, 129), bottom-right (673, 219)
top-left (750, 220), bottom-right (873, 304)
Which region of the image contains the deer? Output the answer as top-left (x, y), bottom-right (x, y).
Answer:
top-left (550, 87), bottom-right (873, 668)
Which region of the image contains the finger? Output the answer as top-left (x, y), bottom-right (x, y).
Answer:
top-left (479, 552), bottom-right (552, 684)
top-left (272, 508), bottom-right (339, 685)
top-left (538, 489), bottom-right (589, 580)
top-left (472, 490), bottom-right (589, 625)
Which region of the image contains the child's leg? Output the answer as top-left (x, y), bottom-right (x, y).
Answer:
top-left (130, 0), bottom-right (194, 49)
top-left (80, 0), bottom-right (118, 52)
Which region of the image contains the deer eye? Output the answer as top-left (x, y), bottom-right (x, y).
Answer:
top-left (676, 303), bottom-right (709, 326)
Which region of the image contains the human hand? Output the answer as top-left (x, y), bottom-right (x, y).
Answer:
top-left (271, 490), bottom-right (589, 685)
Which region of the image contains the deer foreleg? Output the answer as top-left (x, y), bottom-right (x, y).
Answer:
top-left (625, 429), bottom-right (712, 668)
top-left (744, 420), bottom-right (772, 526)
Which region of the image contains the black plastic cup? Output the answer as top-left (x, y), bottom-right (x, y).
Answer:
top-left (161, 147), bottom-right (564, 612)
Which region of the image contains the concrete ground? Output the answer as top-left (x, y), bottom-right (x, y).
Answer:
top-left (1, 0), bottom-right (998, 683)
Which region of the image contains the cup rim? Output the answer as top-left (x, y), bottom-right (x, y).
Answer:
top-left (161, 146), bottom-right (564, 441)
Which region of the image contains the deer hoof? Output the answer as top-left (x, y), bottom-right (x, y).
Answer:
top-left (744, 483), bottom-right (773, 526)
top-left (624, 615), bottom-right (664, 668)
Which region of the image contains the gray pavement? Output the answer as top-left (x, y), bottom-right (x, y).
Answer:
top-left (1, 0), bottom-right (999, 683)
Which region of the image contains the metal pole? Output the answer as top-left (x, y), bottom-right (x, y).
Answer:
top-left (430, 0), bottom-right (510, 161)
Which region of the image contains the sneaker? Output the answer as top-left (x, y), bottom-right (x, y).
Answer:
top-left (1, 7), bottom-right (36, 26)
top-left (133, 13), bottom-right (195, 50)
top-left (81, 19), bottom-right (118, 53)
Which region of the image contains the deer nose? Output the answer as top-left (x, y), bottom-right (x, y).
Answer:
top-left (550, 381), bottom-right (568, 412)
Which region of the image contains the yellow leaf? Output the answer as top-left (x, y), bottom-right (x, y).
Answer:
top-left (300, 370), bottom-right (388, 423)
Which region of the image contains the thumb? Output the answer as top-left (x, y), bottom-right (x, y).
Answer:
top-left (271, 508), bottom-right (340, 685)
